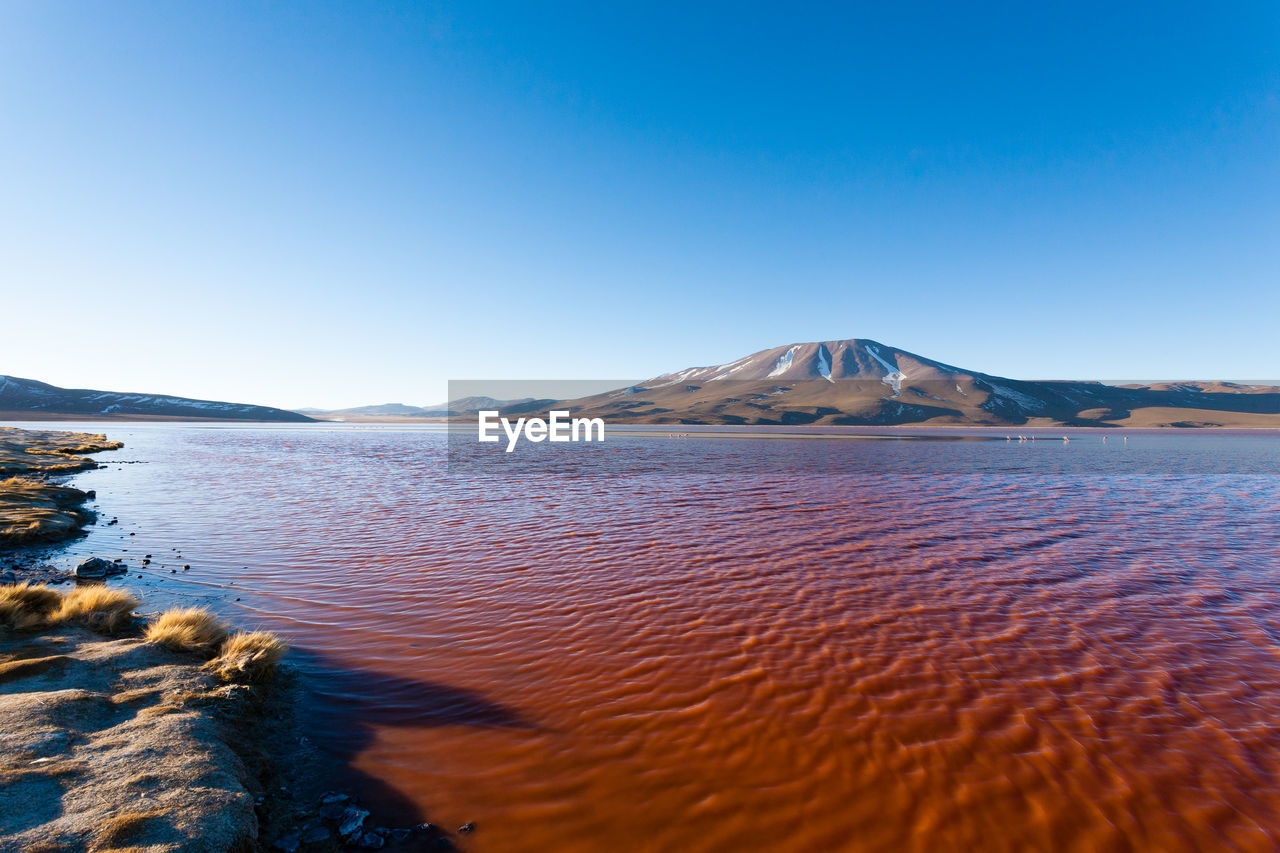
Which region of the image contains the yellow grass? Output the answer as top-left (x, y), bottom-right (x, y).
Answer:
top-left (0, 654), bottom-right (71, 684)
top-left (204, 631), bottom-right (286, 683)
top-left (143, 608), bottom-right (228, 655)
top-left (0, 582), bottom-right (63, 631)
top-left (54, 587), bottom-right (139, 635)
top-left (91, 810), bottom-right (164, 851)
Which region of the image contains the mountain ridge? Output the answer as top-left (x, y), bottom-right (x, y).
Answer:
top-left (0, 376), bottom-right (314, 422)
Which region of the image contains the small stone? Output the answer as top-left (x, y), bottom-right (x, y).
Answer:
top-left (184, 564), bottom-right (191, 569)
top-left (272, 832), bottom-right (301, 853)
top-left (319, 803), bottom-right (346, 820)
top-left (300, 825), bottom-right (330, 844)
top-left (458, 822), bottom-right (475, 834)
top-left (75, 557), bottom-right (112, 579)
top-left (319, 790), bottom-right (349, 805)
top-left (357, 832), bottom-right (385, 849)
top-left (389, 828), bottom-right (412, 843)
top-left (338, 806), bottom-right (370, 838)
top-left (414, 823), bottom-right (437, 834)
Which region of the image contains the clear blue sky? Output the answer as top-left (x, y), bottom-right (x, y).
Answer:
top-left (1, 1), bottom-right (1276, 408)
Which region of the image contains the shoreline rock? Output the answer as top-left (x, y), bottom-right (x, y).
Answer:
top-left (75, 556), bottom-right (125, 579)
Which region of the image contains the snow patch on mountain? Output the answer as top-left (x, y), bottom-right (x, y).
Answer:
top-left (767, 346), bottom-right (799, 378)
top-left (864, 345), bottom-right (904, 396)
top-left (983, 383), bottom-right (1046, 413)
top-left (816, 344), bottom-right (833, 382)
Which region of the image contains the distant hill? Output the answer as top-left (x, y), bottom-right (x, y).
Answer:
top-left (312, 403), bottom-right (438, 417)
top-left (552, 339), bottom-right (1280, 428)
top-left (302, 397), bottom-right (554, 420)
top-left (0, 376), bottom-right (314, 422)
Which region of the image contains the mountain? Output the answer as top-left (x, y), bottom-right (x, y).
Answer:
top-left (553, 339), bottom-right (1280, 427)
top-left (429, 397), bottom-right (555, 417)
top-left (302, 397), bottom-right (555, 420)
top-left (311, 403), bottom-right (438, 417)
top-left (0, 376), bottom-right (314, 422)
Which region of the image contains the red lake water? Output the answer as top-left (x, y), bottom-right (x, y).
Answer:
top-left (17, 422), bottom-right (1280, 852)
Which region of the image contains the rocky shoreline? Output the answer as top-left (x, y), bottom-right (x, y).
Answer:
top-left (0, 427), bottom-right (121, 546)
top-left (0, 427), bottom-right (462, 852)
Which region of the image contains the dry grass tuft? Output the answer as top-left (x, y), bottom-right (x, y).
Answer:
top-left (54, 586), bottom-right (139, 635)
top-left (143, 608), bottom-right (228, 655)
top-left (91, 810), bottom-right (164, 850)
top-left (0, 654), bottom-right (72, 684)
top-left (0, 757), bottom-right (87, 786)
top-left (0, 582), bottom-right (64, 631)
top-left (203, 631), bottom-right (287, 683)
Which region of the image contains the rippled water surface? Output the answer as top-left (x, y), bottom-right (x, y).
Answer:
top-left (22, 423), bottom-right (1280, 852)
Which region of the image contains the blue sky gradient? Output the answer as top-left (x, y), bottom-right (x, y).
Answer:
top-left (2, 1), bottom-right (1277, 407)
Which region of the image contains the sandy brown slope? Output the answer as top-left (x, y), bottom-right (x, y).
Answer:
top-left (558, 380), bottom-right (1280, 428)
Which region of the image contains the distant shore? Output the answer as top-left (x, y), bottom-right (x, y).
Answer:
top-left (312, 413), bottom-right (1280, 429)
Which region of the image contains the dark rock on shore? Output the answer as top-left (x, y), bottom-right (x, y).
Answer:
top-left (338, 806), bottom-right (371, 839)
top-left (301, 823), bottom-right (332, 843)
top-left (75, 556), bottom-right (119, 578)
top-left (273, 830), bottom-right (302, 852)
top-left (266, 788), bottom-right (449, 852)
top-left (0, 562), bottom-right (73, 585)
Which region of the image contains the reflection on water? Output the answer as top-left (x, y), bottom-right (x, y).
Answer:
top-left (19, 422), bottom-right (1280, 852)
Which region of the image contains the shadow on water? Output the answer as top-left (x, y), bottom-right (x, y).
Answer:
top-left (283, 647), bottom-right (535, 836)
